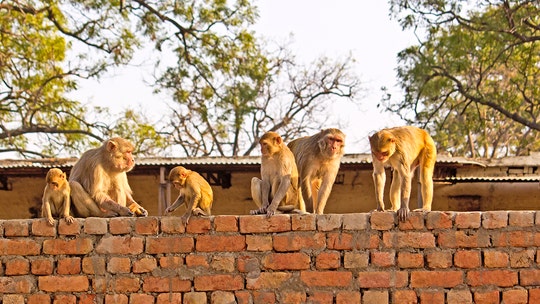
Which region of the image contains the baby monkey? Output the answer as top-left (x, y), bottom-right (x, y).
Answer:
top-left (165, 166), bottom-right (213, 226)
top-left (42, 168), bottom-right (74, 225)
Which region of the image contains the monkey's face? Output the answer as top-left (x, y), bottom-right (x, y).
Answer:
top-left (369, 132), bottom-right (396, 163)
top-left (46, 169), bottom-right (66, 190)
top-left (320, 134), bottom-right (345, 159)
top-left (169, 167), bottom-right (188, 189)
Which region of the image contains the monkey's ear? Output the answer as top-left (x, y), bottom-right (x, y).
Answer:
top-left (274, 136), bottom-right (282, 145)
top-left (106, 140), bottom-right (119, 152)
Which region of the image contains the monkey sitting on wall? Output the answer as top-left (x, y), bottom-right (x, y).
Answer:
top-left (41, 168), bottom-right (74, 225)
top-left (369, 126), bottom-right (437, 222)
top-left (69, 137), bottom-right (148, 218)
top-left (287, 128), bottom-right (346, 214)
top-left (250, 131), bottom-right (306, 217)
top-left (165, 166), bottom-right (213, 227)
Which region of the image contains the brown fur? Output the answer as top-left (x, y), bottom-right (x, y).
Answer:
top-left (69, 137), bottom-right (147, 217)
top-left (42, 168), bottom-right (74, 225)
top-left (287, 128), bottom-right (345, 214)
top-left (250, 132), bottom-right (305, 216)
top-left (369, 126), bottom-right (436, 221)
top-left (166, 166), bottom-right (213, 226)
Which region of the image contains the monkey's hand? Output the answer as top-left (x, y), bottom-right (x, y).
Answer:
top-left (64, 215), bottom-right (75, 224)
top-left (181, 213), bottom-right (191, 227)
top-left (250, 207), bottom-right (266, 215)
top-left (397, 207), bottom-right (410, 222)
top-left (47, 217), bottom-right (56, 226)
top-left (129, 203), bottom-right (148, 217)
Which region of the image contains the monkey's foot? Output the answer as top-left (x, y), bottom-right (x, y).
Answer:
top-left (64, 216), bottom-right (75, 224)
top-left (412, 208), bottom-right (430, 213)
top-left (250, 207), bottom-right (266, 215)
top-left (397, 207), bottom-right (410, 222)
top-left (47, 218), bottom-right (56, 226)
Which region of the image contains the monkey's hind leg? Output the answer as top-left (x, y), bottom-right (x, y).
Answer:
top-left (69, 181), bottom-right (109, 217)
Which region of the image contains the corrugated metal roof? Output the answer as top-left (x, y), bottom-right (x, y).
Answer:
top-left (438, 176), bottom-right (540, 183)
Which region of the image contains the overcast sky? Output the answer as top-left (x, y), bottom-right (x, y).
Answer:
top-left (73, 0), bottom-right (416, 154)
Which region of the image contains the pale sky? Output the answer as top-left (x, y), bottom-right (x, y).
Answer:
top-left (73, 1), bottom-right (415, 154)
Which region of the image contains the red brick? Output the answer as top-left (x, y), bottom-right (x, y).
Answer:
top-left (426, 211), bottom-right (453, 229)
top-left (57, 257), bottom-right (81, 275)
top-left (196, 235), bottom-right (245, 252)
top-left (357, 271), bottom-right (408, 288)
top-left (58, 219), bottom-right (81, 235)
top-left (437, 230), bottom-right (490, 248)
top-left (455, 212), bottom-right (481, 229)
top-left (484, 250), bottom-right (509, 267)
top-left (398, 212), bottom-right (425, 230)
top-left (336, 291), bottom-right (361, 304)
top-left (343, 252), bottom-right (369, 269)
top-left (252, 291), bottom-right (276, 303)
top-left (211, 256), bottom-right (235, 272)
top-left (454, 250), bottom-right (481, 268)
top-left (28, 294), bottom-right (51, 304)
top-left (447, 289), bottom-right (472, 303)
top-left (474, 290), bottom-right (500, 304)
top-left (211, 291), bottom-right (236, 303)
top-left (5, 257), bottom-right (29, 275)
top-left (79, 294), bottom-right (98, 304)
top-left (133, 256), bottom-right (157, 273)
top-left (235, 291), bottom-right (251, 304)
top-left (317, 214), bottom-right (342, 231)
top-left (239, 214), bottom-right (291, 233)
top-left (186, 254), bottom-right (209, 268)
top-left (109, 217), bottom-right (134, 234)
top-left (300, 271), bottom-right (352, 287)
top-left (38, 276), bottom-right (89, 292)
top-left (134, 216), bottom-right (159, 234)
top-left (31, 258), bottom-right (54, 275)
top-left (186, 216), bottom-right (212, 233)
top-left (370, 211), bottom-right (395, 230)
top-left (31, 219), bottom-right (56, 236)
top-left (109, 276), bottom-right (140, 292)
top-left (419, 290), bottom-right (445, 303)
top-left (316, 251), bottom-right (340, 269)
top-left (43, 238), bottom-right (93, 255)
top-left (3, 220), bottom-right (29, 236)
top-left (371, 251), bottom-right (395, 267)
top-left (160, 216), bottom-right (185, 234)
top-left (156, 293), bottom-right (183, 304)
top-left (393, 290), bottom-right (417, 304)
top-left (146, 236), bottom-right (193, 254)
top-left (363, 290), bottom-right (389, 304)
top-left (307, 291), bottom-right (333, 304)
top-left (383, 231), bottom-right (435, 248)
top-left (82, 256), bottom-right (106, 275)
top-left (130, 294), bottom-right (155, 304)
top-left (53, 294), bottom-right (77, 304)
top-left (246, 272), bottom-right (292, 289)
top-left (529, 288), bottom-right (540, 303)
top-left (183, 292), bottom-right (206, 304)
top-left (262, 252), bottom-right (310, 270)
top-left (237, 255), bottom-right (259, 273)
top-left (83, 217), bottom-right (108, 234)
top-left (509, 211), bottom-right (535, 227)
top-left (398, 252), bottom-right (424, 268)
top-left (143, 276), bottom-right (192, 292)
top-left (246, 235), bottom-right (273, 251)
top-left (108, 257), bottom-right (131, 273)
top-left (96, 236), bottom-right (143, 254)
top-left (273, 232), bottom-right (325, 252)
top-left (467, 270), bottom-right (517, 287)
top-left (105, 294), bottom-right (128, 304)
top-left (327, 231), bottom-right (379, 250)
top-left (520, 269), bottom-right (540, 286)
top-left (159, 256), bottom-right (184, 269)
top-left (0, 277), bottom-right (32, 293)
top-left (0, 239), bottom-right (40, 255)
top-left (342, 213), bottom-right (369, 230)
top-left (214, 215), bottom-right (238, 232)
top-left (491, 231), bottom-right (535, 247)
top-left (510, 250), bottom-right (534, 268)
top-left (291, 213), bottom-right (316, 230)
top-left (281, 291), bottom-right (307, 303)
top-left (426, 250), bottom-right (453, 268)
top-left (411, 271), bottom-right (463, 288)
top-left (482, 211), bottom-right (508, 229)
top-left (194, 274), bottom-right (243, 291)
top-left (502, 289), bottom-right (528, 304)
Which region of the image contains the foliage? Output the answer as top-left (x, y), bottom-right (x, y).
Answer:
top-left (386, 0), bottom-right (540, 157)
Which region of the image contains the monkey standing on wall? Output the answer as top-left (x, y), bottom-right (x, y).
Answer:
top-left (250, 131), bottom-right (306, 216)
top-left (287, 128), bottom-right (346, 214)
top-left (369, 126), bottom-right (436, 222)
top-left (41, 168), bottom-right (74, 225)
top-left (69, 137), bottom-right (148, 217)
top-left (165, 166), bottom-right (213, 227)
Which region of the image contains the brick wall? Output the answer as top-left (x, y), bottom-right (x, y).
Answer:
top-left (1, 211), bottom-right (539, 304)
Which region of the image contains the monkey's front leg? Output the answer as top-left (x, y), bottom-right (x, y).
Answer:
top-left (397, 171), bottom-right (413, 222)
top-left (250, 180), bottom-right (271, 215)
top-left (166, 194), bottom-right (185, 213)
top-left (372, 166), bottom-right (386, 211)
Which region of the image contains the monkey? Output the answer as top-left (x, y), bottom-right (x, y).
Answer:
top-left (287, 128), bottom-right (346, 214)
top-left (250, 131), bottom-right (306, 217)
top-left (68, 137), bottom-right (148, 218)
top-left (369, 126), bottom-right (437, 222)
top-left (41, 168), bottom-right (74, 225)
top-left (165, 166), bottom-right (213, 227)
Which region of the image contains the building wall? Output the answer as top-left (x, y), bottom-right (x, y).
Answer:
top-left (0, 211), bottom-right (539, 303)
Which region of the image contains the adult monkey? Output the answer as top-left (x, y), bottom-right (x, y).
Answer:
top-left (369, 126), bottom-right (436, 222)
top-left (69, 137), bottom-right (148, 217)
top-left (287, 128), bottom-right (345, 214)
top-left (250, 131), bottom-right (306, 216)
top-left (41, 168), bottom-right (74, 225)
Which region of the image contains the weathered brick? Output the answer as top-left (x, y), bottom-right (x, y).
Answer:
top-left (502, 289), bottom-right (528, 304)
top-left (0, 239), bottom-right (40, 256)
top-left (246, 272), bottom-right (292, 289)
top-left (273, 232), bottom-right (325, 252)
top-left (105, 294), bottom-right (128, 304)
top-left (160, 216), bottom-right (185, 234)
top-left (133, 256), bottom-right (157, 273)
top-left (239, 214), bottom-right (291, 233)
top-left (246, 235), bottom-right (273, 251)
top-left (211, 291), bottom-right (236, 304)
top-left (194, 274), bottom-right (244, 291)
top-left (357, 271), bottom-right (408, 288)
top-left (237, 255), bottom-right (259, 273)
top-left (455, 212), bottom-right (481, 229)
top-left (186, 254), bottom-right (209, 268)
top-left (398, 212), bottom-right (425, 230)
top-left (2, 295), bottom-right (26, 304)
top-left (291, 213), bottom-right (316, 230)
top-left (82, 256), bottom-right (106, 275)
top-left (473, 290), bottom-right (500, 304)
top-left (79, 294), bottom-right (98, 304)
top-left (447, 289), bottom-right (472, 304)
top-left (31, 258), bottom-right (54, 275)
top-left (159, 256), bottom-right (183, 269)
top-left (363, 290), bottom-right (389, 304)
top-left (418, 290), bottom-right (445, 303)
top-left (482, 211), bottom-right (508, 229)
top-left (53, 294), bottom-right (77, 304)
top-left (317, 214), bottom-right (342, 231)
top-left (484, 250), bottom-right (509, 268)
top-left (509, 211), bottom-right (535, 227)
top-left (397, 252), bottom-right (424, 268)
top-left (31, 218), bottom-right (56, 236)
top-left (143, 276), bottom-right (191, 292)
top-left (383, 231), bottom-right (435, 248)
top-left (280, 291), bottom-right (307, 304)
top-left (108, 256), bottom-right (131, 273)
top-left (186, 216), bottom-right (212, 234)
top-left (130, 293), bottom-right (155, 304)
top-left (109, 217), bottom-right (134, 234)
top-left (426, 211), bottom-right (454, 229)
top-left (426, 250), bottom-right (453, 269)
top-left (38, 276), bottom-right (89, 292)
top-left (520, 269), bottom-right (540, 286)
top-left (214, 215), bottom-right (238, 232)
top-left (371, 251), bottom-right (395, 267)
top-left (336, 291), bottom-right (361, 304)
top-left (109, 276), bottom-right (141, 292)
top-left (211, 256), bottom-right (235, 272)
top-left (146, 236), bottom-right (193, 254)
top-left (235, 291), bottom-right (251, 304)
top-left (454, 250), bottom-right (481, 268)
top-left (300, 271), bottom-right (352, 287)
top-left (342, 213), bottom-right (369, 230)
top-left (327, 231), bottom-right (379, 250)
top-left (57, 257), bottom-right (81, 275)
top-left (3, 219), bottom-right (29, 236)
top-left (437, 230), bottom-right (490, 248)
top-left (133, 216), bottom-right (159, 235)
top-left (370, 211), bottom-right (395, 230)
top-left (156, 293), bottom-right (183, 304)
top-left (316, 251), bottom-right (340, 269)
top-left (392, 290), bottom-right (417, 304)
top-left (262, 252), bottom-right (310, 270)
top-left (43, 238), bottom-right (93, 255)
top-left (467, 270), bottom-right (518, 287)
top-left (5, 257), bottom-right (30, 275)
top-left (252, 291), bottom-right (276, 303)
top-left (529, 288), bottom-right (540, 303)
top-left (83, 217), bottom-right (108, 234)
top-left (343, 252), bottom-right (369, 269)
top-left (0, 276), bottom-right (33, 293)
top-left (307, 291), bottom-right (333, 304)
top-left (411, 271), bottom-right (463, 288)
top-left (58, 219), bottom-right (81, 235)
top-left (510, 250), bottom-right (534, 268)
top-left (27, 294), bottom-right (51, 304)
top-left (196, 235), bottom-right (245, 252)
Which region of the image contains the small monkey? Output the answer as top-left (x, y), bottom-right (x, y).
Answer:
top-left (288, 128), bottom-right (346, 214)
top-left (166, 166), bottom-right (213, 226)
top-left (251, 131), bottom-right (305, 217)
top-left (42, 168), bottom-right (74, 225)
top-left (369, 126), bottom-right (437, 222)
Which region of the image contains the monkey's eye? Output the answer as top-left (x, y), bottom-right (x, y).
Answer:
top-left (380, 151), bottom-right (389, 157)
top-left (51, 182), bottom-right (59, 187)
